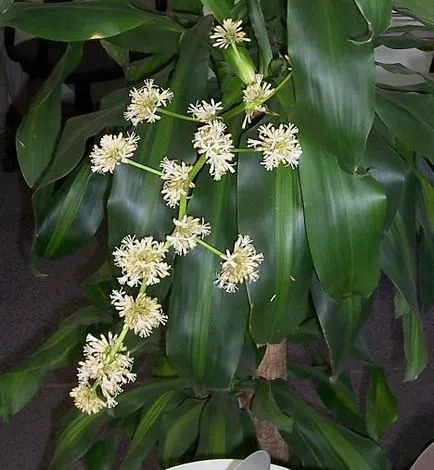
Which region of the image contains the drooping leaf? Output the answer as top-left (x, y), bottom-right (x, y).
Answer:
top-left (353, 0), bottom-right (392, 35)
top-left (16, 43), bottom-right (83, 187)
top-left (100, 39), bottom-right (129, 70)
top-left (248, 0), bottom-right (273, 74)
top-left (393, 0), bottom-right (434, 28)
top-left (273, 381), bottom-right (390, 470)
top-left (0, 306), bottom-right (110, 421)
top-left (35, 162), bottom-right (108, 258)
top-left (365, 366), bottom-right (398, 440)
top-left (374, 25), bottom-right (434, 50)
top-left (300, 141), bottom-right (387, 298)
top-left (238, 126), bottom-right (311, 343)
top-left (107, 18), bottom-right (212, 246)
top-left (287, 0), bottom-right (375, 170)
top-left (1, 0), bottom-right (181, 41)
top-left (85, 440), bottom-right (116, 470)
top-left (376, 61), bottom-right (434, 93)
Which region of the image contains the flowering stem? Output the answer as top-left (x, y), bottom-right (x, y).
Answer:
top-left (126, 160), bottom-right (162, 176)
top-left (233, 148), bottom-right (258, 153)
top-left (108, 324), bottom-right (129, 362)
top-left (197, 238), bottom-right (225, 257)
top-left (266, 72), bottom-right (293, 101)
top-left (178, 196), bottom-right (188, 219)
top-left (188, 154), bottom-right (207, 180)
top-left (158, 108), bottom-right (200, 122)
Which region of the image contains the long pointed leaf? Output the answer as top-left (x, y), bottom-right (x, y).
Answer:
top-left (353, 0), bottom-right (392, 35)
top-left (248, 0), bottom-right (273, 74)
top-left (393, 0), bottom-right (434, 28)
top-left (403, 310), bottom-right (428, 381)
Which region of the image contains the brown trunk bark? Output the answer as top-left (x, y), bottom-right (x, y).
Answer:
top-left (254, 341), bottom-right (289, 463)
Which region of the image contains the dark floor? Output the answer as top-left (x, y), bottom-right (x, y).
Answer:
top-left (0, 165), bottom-right (433, 470)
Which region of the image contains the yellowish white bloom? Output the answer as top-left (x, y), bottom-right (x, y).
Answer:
top-left (166, 215), bottom-right (211, 255)
top-left (124, 79), bottom-right (174, 125)
top-left (160, 157), bottom-right (194, 208)
top-left (187, 99), bottom-right (223, 122)
top-left (110, 289), bottom-right (167, 338)
top-left (89, 132), bottom-right (140, 174)
top-left (210, 19), bottom-right (251, 49)
top-left (113, 235), bottom-right (170, 287)
top-left (247, 123), bottom-right (302, 170)
top-left (242, 74), bottom-right (274, 129)
top-left (70, 384), bottom-right (105, 415)
top-left (215, 234), bottom-right (264, 293)
top-left (193, 120), bottom-right (236, 181)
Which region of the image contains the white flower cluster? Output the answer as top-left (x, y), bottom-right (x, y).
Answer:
top-left (160, 157), bottom-right (195, 208)
top-left (210, 19), bottom-right (251, 49)
top-left (188, 99), bottom-right (223, 122)
top-left (166, 215), bottom-right (211, 255)
top-left (242, 74), bottom-right (274, 129)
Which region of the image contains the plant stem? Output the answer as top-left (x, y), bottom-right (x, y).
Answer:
top-left (158, 108), bottom-right (200, 122)
top-left (178, 196), bottom-right (188, 219)
top-left (197, 238), bottom-right (225, 257)
top-left (177, 155), bottom-right (207, 219)
top-left (126, 160), bottom-right (162, 176)
top-left (266, 72), bottom-right (293, 101)
top-left (233, 148), bottom-right (257, 153)
top-left (108, 324), bottom-right (129, 362)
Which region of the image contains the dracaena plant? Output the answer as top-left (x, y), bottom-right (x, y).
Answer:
top-left (1, 0), bottom-right (434, 468)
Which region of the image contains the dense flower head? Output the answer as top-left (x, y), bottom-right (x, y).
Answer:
top-left (247, 122), bottom-right (302, 170)
top-left (89, 132), bottom-right (140, 174)
top-left (160, 157), bottom-right (194, 208)
top-left (187, 99), bottom-right (223, 122)
top-left (166, 215), bottom-right (211, 255)
top-left (193, 120), bottom-right (236, 181)
top-left (70, 384), bottom-right (105, 415)
top-left (113, 235), bottom-right (170, 287)
top-left (210, 18), bottom-right (251, 49)
top-left (110, 289), bottom-right (167, 338)
top-left (242, 74), bottom-right (274, 129)
top-left (124, 79), bottom-right (173, 125)
top-left (215, 235), bottom-right (264, 293)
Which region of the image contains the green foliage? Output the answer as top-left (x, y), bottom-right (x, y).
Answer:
top-left (1, 0), bottom-right (433, 468)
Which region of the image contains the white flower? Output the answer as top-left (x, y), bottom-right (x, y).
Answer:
top-left (89, 132), bottom-right (140, 174)
top-left (124, 79), bottom-right (174, 125)
top-left (210, 19), bottom-right (251, 49)
top-left (187, 99), bottom-right (223, 122)
top-left (193, 120), bottom-right (236, 181)
top-left (166, 215), bottom-right (211, 255)
top-left (242, 74), bottom-right (274, 129)
top-left (247, 123), bottom-right (302, 170)
top-left (113, 235), bottom-right (170, 287)
top-left (160, 157), bottom-right (195, 208)
top-left (110, 289), bottom-right (168, 338)
top-left (215, 234), bottom-right (264, 293)
top-left (70, 384), bottom-right (105, 415)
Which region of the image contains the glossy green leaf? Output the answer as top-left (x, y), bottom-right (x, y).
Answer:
top-left (366, 366), bottom-right (398, 440)
top-left (273, 381), bottom-right (390, 470)
top-left (121, 392), bottom-right (176, 470)
top-left (374, 25), bottom-right (434, 50)
top-left (380, 174), bottom-right (419, 312)
top-left (376, 90), bottom-right (434, 165)
top-left (125, 53), bottom-right (176, 84)
top-left (353, 0), bottom-right (392, 35)
top-left (159, 398), bottom-right (205, 468)
top-left (85, 440), bottom-right (115, 470)
top-left (200, 0), bottom-right (232, 21)
top-left (419, 223), bottom-right (434, 314)
top-left (16, 43), bottom-right (83, 187)
top-left (287, 0), bottom-right (375, 170)
top-left (300, 141), bottom-right (387, 298)
top-left (251, 379), bottom-right (293, 432)
top-left (248, 0), bottom-right (273, 74)
top-left (0, 306), bottom-right (110, 421)
top-left (39, 89), bottom-right (128, 187)
top-left (100, 39), bottom-right (129, 69)
top-left (35, 162), bottom-right (108, 258)
top-left (238, 130), bottom-right (311, 343)
top-left (402, 307), bottom-right (428, 381)
top-left (196, 393), bottom-right (247, 460)
top-left (312, 279), bottom-right (372, 378)
top-left (172, 0), bottom-right (203, 14)
top-left (393, 0), bottom-right (434, 28)
top-left (107, 18), bottom-right (211, 246)
top-left (1, 1), bottom-right (179, 41)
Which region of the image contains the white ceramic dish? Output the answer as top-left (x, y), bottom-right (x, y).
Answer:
top-left (167, 459), bottom-right (288, 470)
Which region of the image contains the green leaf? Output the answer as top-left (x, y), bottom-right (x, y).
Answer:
top-left (353, 0), bottom-right (392, 35)
top-left (16, 43), bottom-right (83, 187)
top-left (374, 25), bottom-right (434, 50)
top-left (312, 279), bottom-right (372, 378)
top-left (287, 0), bottom-right (375, 170)
top-left (1, 1), bottom-right (179, 41)
top-left (402, 306), bottom-right (428, 381)
top-left (238, 129), bottom-right (311, 343)
top-left (248, 0), bottom-right (273, 74)
top-left (300, 140), bottom-right (387, 298)
top-left (107, 18), bottom-right (211, 246)
top-left (393, 0), bottom-right (434, 28)
top-left (172, 0), bottom-right (204, 14)
top-left (196, 393), bottom-right (247, 460)
top-left (200, 0), bottom-right (232, 21)
top-left (366, 366), bottom-right (398, 440)
top-left (420, 224), bottom-right (434, 314)
top-left (376, 62), bottom-right (434, 93)
top-left (100, 39), bottom-right (129, 70)
top-left (251, 379), bottom-right (293, 432)
top-left (125, 53), bottom-right (176, 84)
top-left (0, 306), bottom-right (109, 421)
top-left (85, 440), bottom-right (115, 470)
top-left (273, 381), bottom-right (390, 470)
top-left (159, 398), bottom-right (205, 468)
top-left (35, 162), bottom-right (108, 258)
top-left (376, 90), bottom-right (434, 165)
top-left (121, 392), bottom-right (176, 470)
